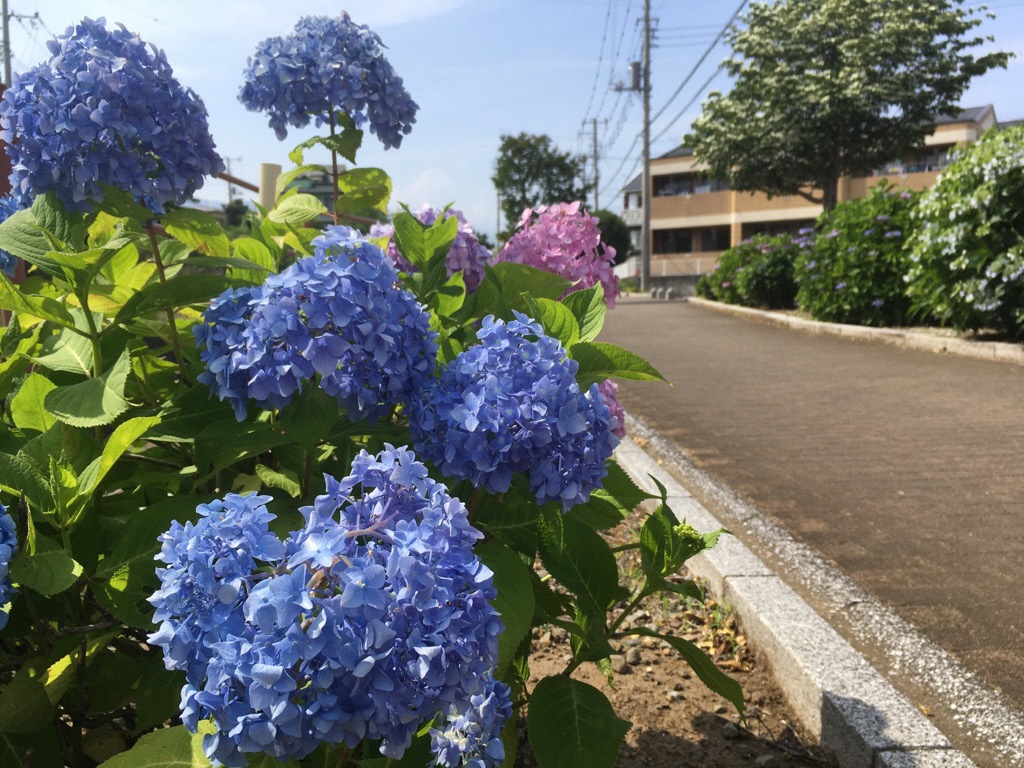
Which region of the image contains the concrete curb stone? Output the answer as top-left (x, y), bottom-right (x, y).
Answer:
top-left (613, 436), bottom-right (978, 768)
top-left (685, 296), bottom-right (1024, 366)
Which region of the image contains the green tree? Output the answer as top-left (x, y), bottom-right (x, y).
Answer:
top-left (593, 209), bottom-right (633, 265)
top-left (687, 0), bottom-right (1009, 211)
top-left (492, 133), bottom-right (591, 229)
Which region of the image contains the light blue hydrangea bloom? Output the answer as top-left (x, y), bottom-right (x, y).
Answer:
top-left (195, 226), bottom-right (437, 422)
top-left (149, 446), bottom-right (507, 767)
top-left (0, 504), bottom-right (17, 630)
top-left (409, 312), bottom-right (619, 510)
top-left (239, 13), bottom-right (418, 149)
top-left (0, 17), bottom-right (224, 213)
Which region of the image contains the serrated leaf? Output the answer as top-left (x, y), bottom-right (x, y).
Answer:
top-left (135, 660), bottom-right (186, 734)
top-left (114, 274), bottom-right (244, 326)
top-left (567, 496), bottom-right (625, 531)
top-left (0, 272), bottom-right (79, 331)
top-left (0, 451), bottom-right (54, 510)
top-left (527, 676), bottom-right (631, 768)
top-left (477, 541), bottom-right (535, 676)
top-left (570, 341), bottom-right (664, 387)
top-left (562, 284), bottom-right (607, 342)
top-left (96, 724), bottom-right (214, 768)
top-left (631, 627), bottom-right (745, 714)
top-left (489, 262), bottom-right (572, 304)
top-left (0, 727), bottom-right (64, 767)
top-left (254, 464), bottom-right (301, 498)
top-left (335, 167), bottom-right (391, 218)
top-left (30, 327), bottom-right (94, 376)
top-left (592, 460), bottom-right (656, 513)
top-left (275, 163), bottom-right (330, 198)
top-left (269, 193), bottom-right (330, 226)
top-left (525, 297), bottom-right (580, 348)
top-left (44, 348), bottom-right (131, 428)
top-left (78, 416), bottom-right (162, 495)
top-left (278, 386), bottom-right (338, 449)
top-left (538, 512), bottom-right (620, 617)
top-left (287, 119), bottom-right (363, 166)
top-left (228, 237), bottom-right (277, 285)
top-left (0, 208), bottom-right (60, 272)
top-left (10, 372), bottom-right (57, 433)
top-left (10, 535), bottom-right (82, 596)
top-left (161, 207), bottom-right (230, 258)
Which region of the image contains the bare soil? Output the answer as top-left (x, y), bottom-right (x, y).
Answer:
top-left (513, 500), bottom-right (837, 768)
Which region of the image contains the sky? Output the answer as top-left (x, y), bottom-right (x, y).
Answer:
top-left (7, 0), bottom-right (1024, 240)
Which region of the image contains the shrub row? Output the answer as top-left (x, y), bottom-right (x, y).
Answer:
top-left (695, 125), bottom-right (1024, 338)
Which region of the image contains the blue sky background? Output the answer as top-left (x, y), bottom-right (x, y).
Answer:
top-left (9, 1), bottom-right (1024, 239)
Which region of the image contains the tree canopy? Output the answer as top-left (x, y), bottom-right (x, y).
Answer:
top-left (687, 0), bottom-right (1009, 211)
top-left (492, 133), bottom-right (591, 229)
top-left (593, 209), bottom-right (634, 265)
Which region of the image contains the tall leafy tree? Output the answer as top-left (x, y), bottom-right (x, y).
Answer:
top-left (687, 0), bottom-right (1009, 211)
top-left (492, 133), bottom-right (591, 229)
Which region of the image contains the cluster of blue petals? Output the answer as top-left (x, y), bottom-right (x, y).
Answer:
top-left (149, 445), bottom-right (509, 767)
top-left (0, 504), bottom-right (18, 630)
top-left (195, 226), bottom-right (437, 422)
top-left (409, 313), bottom-right (619, 510)
top-left (239, 13), bottom-right (418, 149)
top-left (0, 17), bottom-right (224, 213)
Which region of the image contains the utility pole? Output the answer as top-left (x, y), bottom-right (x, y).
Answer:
top-left (2, 0), bottom-right (11, 88)
top-left (1, 4), bottom-right (40, 88)
top-left (617, 3), bottom-right (654, 292)
top-left (640, 0), bottom-right (652, 294)
top-left (582, 118), bottom-right (607, 211)
top-left (223, 157), bottom-right (243, 203)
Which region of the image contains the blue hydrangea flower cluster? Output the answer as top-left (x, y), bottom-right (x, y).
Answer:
top-left (431, 677), bottom-right (512, 768)
top-left (0, 17), bottom-right (224, 213)
top-left (0, 196), bottom-right (27, 276)
top-left (0, 504), bottom-right (18, 630)
top-left (149, 446), bottom-right (508, 767)
top-left (370, 205), bottom-right (492, 293)
top-left (195, 226), bottom-right (437, 422)
top-left (239, 13), bottom-right (418, 149)
top-left (409, 313), bottom-right (619, 510)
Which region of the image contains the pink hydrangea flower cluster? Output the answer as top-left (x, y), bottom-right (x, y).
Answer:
top-left (598, 379), bottom-right (627, 438)
top-left (371, 205), bottom-right (491, 293)
top-left (497, 201), bottom-right (620, 307)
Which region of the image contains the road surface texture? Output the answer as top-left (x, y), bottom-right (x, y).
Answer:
top-left (602, 298), bottom-right (1024, 763)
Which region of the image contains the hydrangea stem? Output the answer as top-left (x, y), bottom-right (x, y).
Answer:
top-left (329, 111), bottom-right (341, 225)
top-left (146, 222), bottom-right (191, 384)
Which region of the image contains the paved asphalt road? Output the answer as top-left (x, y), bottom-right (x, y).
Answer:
top-left (601, 298), bottom-right (1024, 712)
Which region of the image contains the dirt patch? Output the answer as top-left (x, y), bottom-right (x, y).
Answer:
top-left (513, 501), bottom-right (837, 768)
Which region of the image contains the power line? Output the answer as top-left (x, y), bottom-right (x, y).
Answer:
top-left (648, 1), bottom-right (746, 126)
top-left (651, 65), bottom-right (726, 146)
top-left (581, 0), bottom-right (616, 122)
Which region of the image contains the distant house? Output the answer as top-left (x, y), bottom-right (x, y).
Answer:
top-left (620, 105), bottom-right (1001, 282)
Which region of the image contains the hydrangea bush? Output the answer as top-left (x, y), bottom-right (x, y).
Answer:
top-left (795, 183), bottom-right (918, 327)
top-left (695, 234), bottom-right (801, 309)
top-left (906, 126), bottom-right (1024, 338)
top-left (0, 12), bottom-right (740, 768)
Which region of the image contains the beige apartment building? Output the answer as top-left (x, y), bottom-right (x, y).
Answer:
top-left (618, 105), bottom-right (1000, 285)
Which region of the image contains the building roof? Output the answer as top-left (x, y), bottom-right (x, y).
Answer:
top-left (934, 105), bottom-right (993, 125)
top-left (620, 105), bottom-right (1000, 194)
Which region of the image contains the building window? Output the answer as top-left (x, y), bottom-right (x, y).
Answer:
top-left (700, 227), bottom-right (730, 252)
top-left (653, 229), bottom-right (693, 254)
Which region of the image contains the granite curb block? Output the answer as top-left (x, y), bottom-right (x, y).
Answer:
top-left (613, 437), bottom-right (977, 768)
top-left (685, 296), bottom-right (1024, 366)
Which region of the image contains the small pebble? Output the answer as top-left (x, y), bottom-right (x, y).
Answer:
top-left (550, 627), bottom-right (568, 643)
top-left (715, 705), bottom-right (729, 715)
top-left (721, 722), bottom-right (740, 739)
top-left (624, 638), bottom-right (642, 647)
top-left (540, 631), bottom-right (552, 647)
top-left (673, 682), bottom-right (684, 691)
top-left (666, 691), bottom-right (684, 702)
top-left (626, 648), bottom-right (642, 665)
top-left (609, 654), bottom-right (629, 674)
